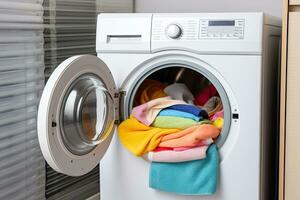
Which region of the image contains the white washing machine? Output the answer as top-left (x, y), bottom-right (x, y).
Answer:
top-left (37, 13), bottom-right (281, 200)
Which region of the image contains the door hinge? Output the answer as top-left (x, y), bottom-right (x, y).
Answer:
top-left (115, 91), bottom-right (126, 98)
top-left (114, 90), bottom-right (126, 124)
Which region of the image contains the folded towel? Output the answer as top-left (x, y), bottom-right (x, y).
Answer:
top-left (152, 140), bottom-right (213, 152)
top-left (159, 124), bottom-right (220, 148)
top-left (148, 146), bottom-right (208, 163)
top-left (149, 144), bottom-right (219, 195)
top-left (158, 109), bottom-right (201, 121)
top-left (173, 146), bottom-right (201, 151)
top-left (168, 104), bottom-right (208, 119)
top-left (172, 139), bottom-right (213, 151)
top-left (194, 85), bottom-right (219, 106)
top-left (164, 83), bottom-right (194, 104)
top-left (132, 97), bottom-right (187, 126)
top-left (152, 116), bottom-right (211, 130)
top-left (118, 115), bottom-right (179, 156)
top-left (134, 79), bottom-right (167, 105)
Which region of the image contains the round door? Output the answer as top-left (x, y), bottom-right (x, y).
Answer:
top-left (38, 55), bottom-right (117, 176)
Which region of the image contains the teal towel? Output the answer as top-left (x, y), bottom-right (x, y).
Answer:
top-left (158, 109), bottom-right (202, 121)
top-left (149, 144), bottom-right (219, 195)
top-left (152, 116), bottom-right (211, 130)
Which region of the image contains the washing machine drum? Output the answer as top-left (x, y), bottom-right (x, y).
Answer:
top-left (124, 62), bottom-right (231, 147)
top-left (37, 55), bottom-right (232, 177)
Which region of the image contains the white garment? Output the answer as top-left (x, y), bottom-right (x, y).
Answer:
top-left (164, 83), bottom-right (194, 104)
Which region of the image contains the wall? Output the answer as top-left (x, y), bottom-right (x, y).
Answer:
top-left (135, 0), bottom-right (282, 18)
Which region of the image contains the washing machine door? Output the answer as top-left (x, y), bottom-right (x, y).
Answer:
top-left (38, 55), bottom-right (117, 176)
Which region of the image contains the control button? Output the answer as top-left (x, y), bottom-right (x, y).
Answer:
top-left (232, 113), bottom-right (239, 119)
top-left (166, 24), bottom-right (182, 39)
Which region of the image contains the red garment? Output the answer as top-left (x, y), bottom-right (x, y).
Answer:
top-left (194, 85), bottom-right (219, 106)
top-left (152, 147), bottom-right (173, 152)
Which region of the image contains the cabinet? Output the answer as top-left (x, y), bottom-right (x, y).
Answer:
top-left (280, 1), bottom-right (300, 200)
top-left (290, 0), bottom-right (300, 5)
top-left (285, 11), bottom-right (300, 200)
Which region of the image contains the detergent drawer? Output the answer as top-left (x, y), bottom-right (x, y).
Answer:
top-left (96, 13), bottom-right (152, 53)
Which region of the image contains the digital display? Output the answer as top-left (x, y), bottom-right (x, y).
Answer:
top-left (208, 20), bottom-right (235, 26)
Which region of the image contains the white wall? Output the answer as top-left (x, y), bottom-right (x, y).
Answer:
top-left (135, 0), bottom-right (282, 18)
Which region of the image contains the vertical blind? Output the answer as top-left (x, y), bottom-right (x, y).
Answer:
top-left (43, 0), bottom-right (133, 199)
top-left (0, 0), bottom-right (45, 200)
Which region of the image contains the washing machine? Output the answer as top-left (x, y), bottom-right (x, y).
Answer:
top-left (37, 13), bottom-right (281, 200)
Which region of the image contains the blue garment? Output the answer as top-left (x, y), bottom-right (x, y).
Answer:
top-left (149, 144), bottom-right (219, 195)
top-left (168, 104), bottom-right (208, 119)
top-left (158, 109), bottom-right (202, 121)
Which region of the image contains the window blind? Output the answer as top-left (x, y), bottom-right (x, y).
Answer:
top-left (43, 0), bottom-right (100, 199)
top-left (97, 0), bottom-right (135, 13)
top-left (0, 0), bottom-right (45, 200)
top-left (43, 0), bottom-right (133, 199)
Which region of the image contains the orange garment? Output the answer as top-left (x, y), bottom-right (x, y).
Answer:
top-left (159, 124), bottom-right (220, 148)
top-left (134, 79), bottom-right (167, 105)
top-left (118, 115), bottom-right (179, 156)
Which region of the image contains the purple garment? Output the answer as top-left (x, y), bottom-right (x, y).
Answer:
top-left (168, 104), bottom-right (208, 119)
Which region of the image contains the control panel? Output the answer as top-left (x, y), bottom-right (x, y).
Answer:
top-left (152, 17), bottom-right (245, 41)
top-left (199, 19), bottom-right (245, 39)
top-left (98, 13), bottom-right (265, 54)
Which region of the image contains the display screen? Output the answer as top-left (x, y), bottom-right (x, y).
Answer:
top-left (208, 20), bottom-right (235, 26)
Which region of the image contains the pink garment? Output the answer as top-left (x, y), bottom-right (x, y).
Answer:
top-left (210, 110), bottom-right (224, 121)
top-left (173, 139), bottom-right (214, 151)
top-left (148, 146), bottom-right (209, 163)
top-left (194, 85), bottom-right (219, 106)
top-left (173, 147), bottom-right (193, 151)
top-left (131, 96), bottom-right (186, 126)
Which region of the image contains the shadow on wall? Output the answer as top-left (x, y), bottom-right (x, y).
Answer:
top-left (135, 0), bottom-right (282, 18)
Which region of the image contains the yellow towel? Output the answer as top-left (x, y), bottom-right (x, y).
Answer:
top-left (118, 116), bottom-right (179, 156)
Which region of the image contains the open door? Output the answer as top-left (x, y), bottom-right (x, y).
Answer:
top-left (38, 55), bottom-right (117, 176)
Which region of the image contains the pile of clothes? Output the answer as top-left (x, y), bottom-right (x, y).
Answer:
top-left (118, 79), bottom-right (224, 195)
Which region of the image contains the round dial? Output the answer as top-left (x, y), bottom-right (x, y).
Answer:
top-left (166, 24), bottom-right (182, 39)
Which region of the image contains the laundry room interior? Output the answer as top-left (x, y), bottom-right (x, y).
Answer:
top-left (2, 0), bottom-right (300, 200)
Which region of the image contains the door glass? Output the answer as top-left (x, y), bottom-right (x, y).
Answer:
top-left (60, 74), bottom-right (115, 156)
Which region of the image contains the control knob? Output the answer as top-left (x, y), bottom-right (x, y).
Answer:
top-left (166, 24), bottom-right (182, 39)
